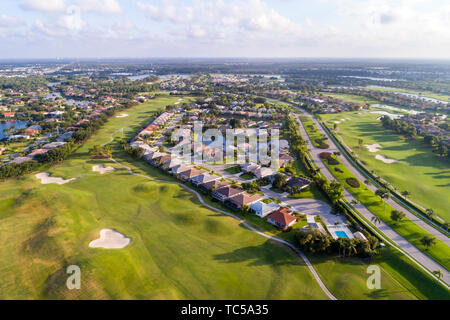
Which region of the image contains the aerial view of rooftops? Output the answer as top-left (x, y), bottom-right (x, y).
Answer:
top-left (0, 0), bottom-right (448, 311)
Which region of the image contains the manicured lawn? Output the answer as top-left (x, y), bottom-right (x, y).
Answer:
top-left (358, 86), bottom-right (450, 103)
top-left (224, 165), bottom-right (241, 174)
top-left (309, 245), bottom-right (449, 300)
top-left (0, 96), bottom-right (446, 300)
top-left (322, 111), bottom-right (450, 223)
top-left (320, 93), bottom-right (379, 105)
top-left (288, 186), bottom-right (328, 203)
top-left (0, 96), bottom-right (330, 300)
top-left (239, 172), bottom-right (255, 180)
top-left (299, 116), bottom-right (328, 148)
top-left (321, 152), bottom-right (450, 270)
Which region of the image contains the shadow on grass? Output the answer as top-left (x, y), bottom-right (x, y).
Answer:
top-left (213, 241), bottom-right (305, 267)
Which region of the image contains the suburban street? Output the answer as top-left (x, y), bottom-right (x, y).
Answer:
top-left (292, 108), bottom-right (450, 285)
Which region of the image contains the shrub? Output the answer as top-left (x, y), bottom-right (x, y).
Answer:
top-left (346, 177), bottom-right (360, 188)
top-left (319, 152), bottom-right (332, 158)
top-left (334, 167), bottom-right (344, 173)
top-left (326, 155), bottom-right (340, 165)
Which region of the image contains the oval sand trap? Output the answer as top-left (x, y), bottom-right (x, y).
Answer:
top-left (92, 164), bottom-right (115, 174)
top-left (375, 154), bottom-right (397, 163)
top-left (36, 172), bottom-right (76, 185)
top-left (365, 144), bottom-right (382, 153)
top-left (89, 229), bottom-right (130, 249)
top-left (116, 113), bottom-right (129, 118)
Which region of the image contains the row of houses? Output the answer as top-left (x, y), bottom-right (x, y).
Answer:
top-left (129, 139), bottom-right (300, 230)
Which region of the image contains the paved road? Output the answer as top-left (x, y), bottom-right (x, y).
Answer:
top-left (106, 126), bottom-right (337, 299)
top-left (293, 111), bottom-right (450, 285)
top-left (199, 162), bottom-right (335, 223)
top-left (323, 122), bottom-right (449, 238)
top-left (108, 149), bottom-right (337, 300)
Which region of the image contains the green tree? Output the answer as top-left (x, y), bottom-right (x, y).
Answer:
top-left (327, 181), bottom-right (344, 204)
top-left (375, 188), bottom-right (390, 214)
top-left (420, 235), bottom-right (436, 251)
top-left (371, 215), bottom-right (382, 225)
top-left (273, 173), bottom-right (288, 190)
top-left (391, 209), bottom-right (405, 224)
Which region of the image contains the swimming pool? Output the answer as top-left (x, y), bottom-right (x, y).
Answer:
top-left (335, 231), bottom-right (349, 238)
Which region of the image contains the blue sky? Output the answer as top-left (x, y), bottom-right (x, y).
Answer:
top-left (0, 0), bottom-right (449, 59)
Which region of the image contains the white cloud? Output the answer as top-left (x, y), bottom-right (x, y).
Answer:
top-left (21, 0), bottom-right (66, 12)
top-left (0, 14), bottom-right (23, 28)
top-left (138, 0), bottom-right (303, 43)
top-left (137, 1), bottom-right (192, 24)
top-left (76, 0), bottom-right (123, 14)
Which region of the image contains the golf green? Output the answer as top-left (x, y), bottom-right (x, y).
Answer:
top-left (0, 97), bottom-right (446, 300)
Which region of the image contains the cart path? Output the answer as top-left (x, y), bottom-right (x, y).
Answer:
top-left (105, 128), bottom-right (338, 300)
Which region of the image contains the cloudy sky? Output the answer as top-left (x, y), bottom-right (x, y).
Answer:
top-left (0, 0), bottom-right (449, 59)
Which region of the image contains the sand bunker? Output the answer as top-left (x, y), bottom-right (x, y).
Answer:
top-left (334, 118), bottom-right (348, 124)
top-left (375, 154), bottom-right (397, 163)
top-left (36, 173), bottom-right (76, 185)
top-left (89, 229), bottom-right (130, 249)
top-left (365, 144), bottom-right (382, 153)
top-left (116, 113), bottom-right (129, 118)
top-left (92, 164), bottom-right (115, 174)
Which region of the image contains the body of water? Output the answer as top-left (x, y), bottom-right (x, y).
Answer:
top-left (339, 76), bottom-right (405, 82)
top-left (0, 120), bottom-right (28, 140)
top-left (371, 104), bottom-right (420, 115)
top-left (127, 74), bottom-right (152, 81)
top-left (366, 86), bottom-right (449, 104)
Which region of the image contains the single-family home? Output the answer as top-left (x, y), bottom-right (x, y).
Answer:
top-left (267, 208), bottom-right (297, 230)
top-left (28, 148), bottom-right (49, 158)
top-left (225, 192), bottom-right (263, 210)
top-left (286, 176), bottom-right (311, 191)
top-left (153, 154), bottom-right (172, 167)
top-left (10, 156), bottom-right (33, 164)
top-left (162, 157), bottom-right (183, 171)
top-left (253, 167), bottom-right (276, 179)
top-left (177, 168), bottom-right (206, 181)
top-left (191, 173), bottom-right (220, 187)
top-left (241, 162), bottom-right (260, 173)
top-left (278, 153), bottom-right (294, 167)
top-left (42, 142), bottom-right (66, 149)
top-left (171, 164), bottom-right (193, 175)
top-left (212, 186), bottom-right (245, 202)
top-left (199, 179), bottom-right (231, 193)
top-left (250, 201), bottom-right (280, 218)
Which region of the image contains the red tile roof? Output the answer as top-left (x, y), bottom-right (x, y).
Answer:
top-left (267, 208), bottom-right (296, 226)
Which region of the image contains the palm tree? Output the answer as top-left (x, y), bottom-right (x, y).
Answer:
top-left (351, 199), bottom-right (359, 206)
top-left (371, 215), bottom-right (382, 225)
top-left (433, 270), bottom-right (443, 279)
top-left (346, 240), bottom-right (357, 256)
top-left (401, 190), bottom-right (410, 198)
top-left (375, 188), bottom-right (390, 214)
top-left (420, 235), bottom-right (436, 251)
top-left (425, 208), bottom-right (435, 218)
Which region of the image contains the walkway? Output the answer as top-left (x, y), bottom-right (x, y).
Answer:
top-left (106, 127), bottom-right (338, 300)
top-left (293, 109), bottom-right (450, 285)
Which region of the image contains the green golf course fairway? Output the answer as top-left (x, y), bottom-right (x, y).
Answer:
top-left (322, 111), bottom-right (450, 223)
top-left (0, 96), bottom-right (446, 300)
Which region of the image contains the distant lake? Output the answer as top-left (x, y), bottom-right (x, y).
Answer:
top-left (366, 86), bottom-right (449, 104)
top-left (0, 120), bottom-right (28, 140)
top-left (127, 74), bottom-right (152, 81)
top-left (339, 76), bottom-right (405, 82)
top-left (371, 104), bottom-right (420, 115)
